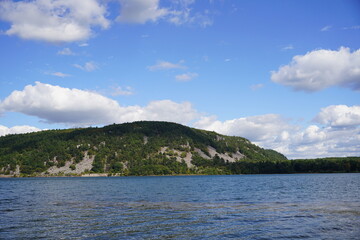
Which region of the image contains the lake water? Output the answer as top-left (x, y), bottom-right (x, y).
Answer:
top-left (0, 174), bottom-right (359, 239)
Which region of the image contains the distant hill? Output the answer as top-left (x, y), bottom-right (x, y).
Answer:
top-left (0, 121), bottom-right (359, 176)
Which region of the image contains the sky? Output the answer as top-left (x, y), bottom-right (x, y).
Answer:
top-left (0, 0), bottom-right (359, 159)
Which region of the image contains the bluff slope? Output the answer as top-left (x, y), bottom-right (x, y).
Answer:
top-left (0, 121), bottom-right (287, 176)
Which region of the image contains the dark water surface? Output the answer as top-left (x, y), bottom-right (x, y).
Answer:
top-left (0, 174), bottom-right (359, 239)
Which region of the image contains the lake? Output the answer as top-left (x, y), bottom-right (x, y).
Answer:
top-left (0, 174), bottom-right (359, 239)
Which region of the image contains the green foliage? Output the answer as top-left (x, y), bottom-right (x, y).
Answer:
top-left (70, 164), bottom-right (76, 171)
top-left (130, 165), bottom-right (172, 176)
top-left (228, 157), bottom-right (360, 174)
top-left (0, 121), bottom-right (358, 176)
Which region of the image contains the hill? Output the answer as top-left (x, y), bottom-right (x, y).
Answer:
top-left (0, 121), bottom-right (359, 176)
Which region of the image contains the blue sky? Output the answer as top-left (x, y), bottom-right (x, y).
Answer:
top-left (0, 0), bottom-right (359, 158)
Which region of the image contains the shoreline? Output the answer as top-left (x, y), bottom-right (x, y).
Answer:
top-left (0, 173), bottom-right (209, 178)
top-left (0, 173), bottom-right (109, 178)
top-left (1, 172), bottom-right (359, 178)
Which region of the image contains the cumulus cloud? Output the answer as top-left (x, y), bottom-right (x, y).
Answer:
top-left (116, 0), bottom-right (168, 24)
top-left (0, 82), bottom-right (121, 126)
top-left (300, 125), bottom-right (327, 143)
top-left (147, 60), bottom-right (186, 71)
top-left (0, 0), bottom-right (214, 43)
top-left (0, 125), bottom-right (41, 137)
top-left (0, 0), bottom-right (110, 43)
top-left (175, 72), bottom-right (198, 82)
top-left (271, 47), bottom-right (360, 91)
top-left (0, 82), bottom-right (199, 126)
top-left (74, 62), bottom-right (98, 72)
top-left (194, 114), bottom-right (296, 144)
top-left (289, 126), bottom-right (360, 159)
top-left (314, 105), bottom-right (360, 128)
top-left (140, 100), bottom-right (199, 124)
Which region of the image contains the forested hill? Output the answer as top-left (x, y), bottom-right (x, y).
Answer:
top-left (0, 121), bottom-right (359, 177)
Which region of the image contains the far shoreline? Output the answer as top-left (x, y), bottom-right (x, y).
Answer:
top-left (1, 172), bottom-right (359, 179)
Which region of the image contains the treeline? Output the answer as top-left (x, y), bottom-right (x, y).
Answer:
top-left (217, 157), bottom-right (360, 175)
top-left (105, 155), bottom-right (360, 176)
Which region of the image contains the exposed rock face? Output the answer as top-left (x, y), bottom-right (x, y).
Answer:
top-left (159, 146), bottom-right (194, 168)
top-left (44, 152), bottom-right (94, 175)
top-left (194, 147), bottom-right (245, 163)
top-left (1, 164), bottom-right (20, 176)
top-left (159, 145), bottom-right (245, 168)
top-left (74, 152), bottom-right (95, 173)
top-left (207, 146), bottom-right (245, 162)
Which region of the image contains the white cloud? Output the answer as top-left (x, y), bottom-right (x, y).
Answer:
top-left (116, 0), bottom-right (168, 24)
top-left (0, 0), bottom-right (214, 44)
top-left (0, 125), bottom-right (41, 137)
top-left (50, 72), bottom-right (71, 78)
top-left (147, 60), bottom-right (186, 71)
top-left (74, 62), bottom-right (98, 72)
top-left (194, 114), bottom-right (296, 144)
top-left (289, 126), bottom-right (360, 159)
top-left (321, 25), bottom-right (332, 31)
top-left (140, 100), bottom-right (199, 124)
top-left (175, 72), bottom-right (198, 82)
top-left (314, 105), bottom-right (360, 128)
top-left (79, 43), bottom-right (89, 47)
top-left (0, 82), bottom-right (120, 126)
top-left (301, 125), bottom-right (327, 143)
top-left (0, 82), bottom-right (199, 126)
top-left (271, 47), bottom-right (360, 91)
top-left (111, 86), bottom-right (134, 96)
top-left (57, 48), bottom-right (75, 56)
top-left (0, 0), bottom-right (110, 43)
